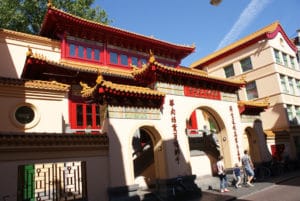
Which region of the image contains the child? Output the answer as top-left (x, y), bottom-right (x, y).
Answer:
top-left (233, 163), bottom-right (242, 188)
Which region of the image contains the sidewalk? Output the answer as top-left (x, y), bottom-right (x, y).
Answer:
top-left (194, 169), bottom-right (300, 201)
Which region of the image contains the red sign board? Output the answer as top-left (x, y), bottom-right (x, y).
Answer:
top-left (184, 86), bottom-right (221, 100)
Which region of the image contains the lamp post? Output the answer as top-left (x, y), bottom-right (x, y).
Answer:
top-left (210, 0), bottom-right (222, 6)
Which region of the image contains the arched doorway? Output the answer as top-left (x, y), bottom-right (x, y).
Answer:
top-left (187, 106), bottom-right (230, 176)
top-left (131, 126), bottom-right (166, 188)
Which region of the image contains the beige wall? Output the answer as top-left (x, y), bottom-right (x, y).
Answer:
top-left (0, 30), bottom-right (60, 79)
top-left (0, 85), bottom-right (69, 133)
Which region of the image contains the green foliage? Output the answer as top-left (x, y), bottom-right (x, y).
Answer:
top-left (0, 0), bottom-right (111, 35)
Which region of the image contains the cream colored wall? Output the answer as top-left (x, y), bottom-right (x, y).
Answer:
top-left (190, 155), bottom-right (212, 176)
top-left (107, 94), bottom-right (244, 187)
top-left (0, 85), bottom-right (69, 133)
top-left (269, 32), bottom-right (296, 55)
top-left (0, 31), bottom-right (60, 79)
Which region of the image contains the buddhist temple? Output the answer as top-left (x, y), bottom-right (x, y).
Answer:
top-left (0, 4), bottom-right (270, 201)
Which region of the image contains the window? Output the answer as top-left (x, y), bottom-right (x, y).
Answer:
top-left (67, 42), bottom-right (103, 63)
top-left (296, 106), bottom-right (300, 124)
top-left (240, 57), bottom-right (253, 72)
top-left (286, 105), bottom-right (294, 123)
top-left (296, 80), bottom-right (300, 95)
top-left (246, 81), bottom-right (258, 100)
top-left (224, 64), bottom-right (235, 78)
top-left (280, 74), bottom-right (288, 93)
top-left (70, 99), bottom-right (103, 133)
top-left (86, 47), bottom-right (92, 59)
top-left (15, 106), bottom-right (35, 124)
top-left (78, 46), bottom-right (84, 58)
top-left (288, 77), bottom-right (295, 94)
top-left (110, 52), bottom-right (118, 64)
top-left (120, 54), bottom-right (128, 66)
top-left (290, 56), bottom-right (295, 68)
top-left (12, 103), bottom-right (40, 129)
top-left (108, 50), bottom-right (149, 68)
top-left (70, 44), bottom-right (76, 56)
top-left (140, 58), bottom-right (147, 65)
top-left (282, 53), bottom-right (288, 67)
top-left (131, 57), bottom-right (138, 66)
top-left (94, 49), bottom-right (100, 60)
top-left (274, 49), bottom-right (281, 64)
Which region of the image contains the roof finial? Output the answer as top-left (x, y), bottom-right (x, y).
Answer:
top-left (240, 75), bottom-right (246, 83)
top-left (26, 46), bottom-right (33, 57)
top-left (149, 49), bottom-right (155, 64)
top-left (96, 74), bottom-right (104, 84)
top-left (47, 0), bottom-right (53, 7)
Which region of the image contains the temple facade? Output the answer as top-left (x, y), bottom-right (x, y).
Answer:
top-left (0, 4), bottom-right (269, 201)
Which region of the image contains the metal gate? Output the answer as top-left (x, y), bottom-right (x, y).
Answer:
top-left (18, 161), bottom-right (87, 201)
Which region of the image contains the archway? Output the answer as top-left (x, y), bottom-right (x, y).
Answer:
top-left (131, 126), bottom-right (166, 188)
top-left (187, 106), bottom-right (231, 176)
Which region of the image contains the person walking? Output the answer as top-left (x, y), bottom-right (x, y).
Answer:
top-left (233, 163), bottom-right (242, 188)
top-left (241, 150), bottom-right (255, 186)
top-left (216, 156), bottom-right (230, 193)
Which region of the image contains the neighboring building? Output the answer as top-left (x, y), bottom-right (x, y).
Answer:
top-left (0, 4), bottom-right (268, 201)
top-left (292, 29), bottom-right (300, 70)
top-left (191, 21), bottom-right (300, 162)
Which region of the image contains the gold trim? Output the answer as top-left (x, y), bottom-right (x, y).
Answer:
top-left (0, 28), bottom-right (60, 46)
top-left (0, 77), bottom-right (70, 91)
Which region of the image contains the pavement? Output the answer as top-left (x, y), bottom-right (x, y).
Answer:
top-left (194, 169), bottom-right (300, 201)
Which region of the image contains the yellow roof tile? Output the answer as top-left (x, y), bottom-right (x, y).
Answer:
top-left (0, 77), bottom-right (69, 91)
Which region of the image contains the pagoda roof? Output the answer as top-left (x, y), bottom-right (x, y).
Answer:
top-left (191, 21), bottom-right (298, 68)
top-left (133, 53), bottom-right (245, 90)
top-left (238, 99), bottom-right (269, 115)
top-left (22, 49), bottom-right (135, 83)
top-left (81, 75), bottom-right (165, 108)
top-left (40, 5), bottom-right (195, 61)
top-left (22, 49), bottom-right (245, 92)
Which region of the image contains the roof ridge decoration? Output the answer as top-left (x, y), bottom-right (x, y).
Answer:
top-left (0, 76), bottom-right (69, 91)
top-left (191, 21), bottom-right (297, 68)
top-left (80, 74), bottom-right (165, 99)
top-left (47, 0), bottom-right (53, 8)
top-left (238, 97), bottom-right (270, 107)
top-left (41, 6), bottom-right (195, 51)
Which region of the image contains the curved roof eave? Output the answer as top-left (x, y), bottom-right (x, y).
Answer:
top-left (39, 6), bottom-right (195, 57)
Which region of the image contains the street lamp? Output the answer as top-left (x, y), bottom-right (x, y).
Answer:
top-left (210, 0), bottom-right (222, 6)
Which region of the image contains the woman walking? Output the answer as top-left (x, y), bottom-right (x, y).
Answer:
top-left (216, 155), bottom-right (230, 193)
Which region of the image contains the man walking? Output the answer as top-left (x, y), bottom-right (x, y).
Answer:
top-left (241, 150), bottom-right (255, 186)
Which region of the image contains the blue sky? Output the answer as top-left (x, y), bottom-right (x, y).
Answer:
top-left (94, 0), bottom-right (299, 66)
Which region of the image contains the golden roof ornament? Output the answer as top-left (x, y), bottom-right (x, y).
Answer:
top-left (96, 74), bottom-right (104, 84)
top-left (240, 75), bottom-right (246, 83)
top-left (148, 50), bottom-right (156, 64)
top-left (47, 0), bottom-right (53, 7)
top-left (80, 81), bottom-right (91, 91)
top-left (26, 46), bottom-right (33, 57)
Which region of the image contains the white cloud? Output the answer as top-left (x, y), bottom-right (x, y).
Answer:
top-left (216, 0), bottom-right (272, 50)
